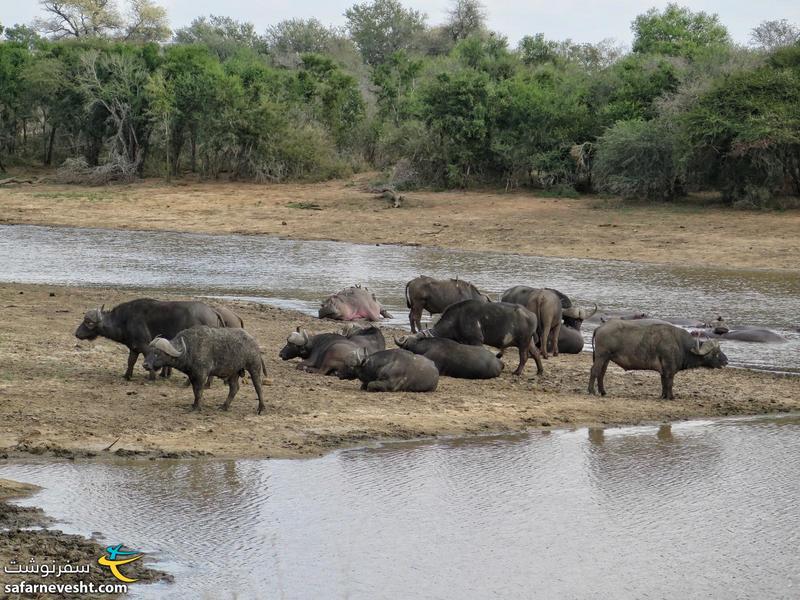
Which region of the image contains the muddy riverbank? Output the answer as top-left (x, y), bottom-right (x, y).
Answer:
top-left (0, 176), bottom-right (798, 272)
top-left (0, 479), bottom-right (168, 598)
top-left (0, 283), bottom-right (797, 461)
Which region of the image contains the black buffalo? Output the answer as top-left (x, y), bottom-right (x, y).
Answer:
top-left (419, 299), bottom-right (543, 376)
top-left (75, 299), bottom-right (224, 380)
top-left (394, 335), bottom-right (503, 379)
top-left (279, 325), bottom-right (385, 375)
top-left (338, 348), bottom-right (439, 392)
top-left (405, 276), bottom-right (490, 333)
top-left (588, 320), bottom-right (728, 400)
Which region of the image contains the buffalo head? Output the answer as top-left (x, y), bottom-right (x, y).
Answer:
top-left (562, 304), bottom-right (598, 329)
top-left (690, 338), bottom-right (728, 368)
top-left (75, 305), bottom-right (106, 340)
top-left (279, 327), bottom-right (311, 360)
top-left (143, 336), bottom-right (186, 372)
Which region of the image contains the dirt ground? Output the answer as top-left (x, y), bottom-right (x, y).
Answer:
top-left (0, 480), bottom-right (169, 598)
top-left (1, 176), bottom-right (798, 272)
top-left (0, 283), bottom-right (797, 462)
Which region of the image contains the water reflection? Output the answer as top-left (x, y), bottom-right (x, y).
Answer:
top-left (1, 415), bottom-right (799, 599)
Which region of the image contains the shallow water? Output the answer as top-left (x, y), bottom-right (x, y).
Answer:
top-left (2, 415), bottom-right (799, 599)
top-left (1, 224), bottom-right (798, 372)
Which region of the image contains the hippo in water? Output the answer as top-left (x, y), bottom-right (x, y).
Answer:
top-left (319, 285), bottom-right (393, 321)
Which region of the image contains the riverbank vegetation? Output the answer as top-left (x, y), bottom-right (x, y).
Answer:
top-left (0, 1), bottom-right (799, 206)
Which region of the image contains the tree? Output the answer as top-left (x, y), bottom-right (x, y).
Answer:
top-left (265, 18), bottom-right (338, 55)
top-left (344, 0), bottom-right (426, 66)
top-left (35, 0), bottom-right (123, 39)
top-left (34, 0), bottom-right (169, 41)
top-left (631, 3), bottom-right (730, 59)
top-left (445, 0), bottom-right (486, 42)
top-left (750, 20), bottom-right (800, 52)
top-left (594, 119), bottom-right (683, 200)
top-left (173, 15), bottom-right (265, 59)
top-left (123, 0), bottom-right (170, 42)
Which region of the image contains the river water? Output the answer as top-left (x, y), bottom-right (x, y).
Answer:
top-left (2, 414), bottom-right (799, 599)
top-left (1, 224), bottom-right (798, 373)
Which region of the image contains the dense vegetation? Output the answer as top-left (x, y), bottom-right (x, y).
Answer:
top-left (1, 0), bottom-right (799, 206)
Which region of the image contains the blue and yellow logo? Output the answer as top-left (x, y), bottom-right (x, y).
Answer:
top-left (97, 544), bottom-right (143, 583)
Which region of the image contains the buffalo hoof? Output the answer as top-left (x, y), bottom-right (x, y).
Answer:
top-left (219, 404), bottom-right (230, 411)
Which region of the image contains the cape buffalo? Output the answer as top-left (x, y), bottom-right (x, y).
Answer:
top-left (338, 348), bottom-right (439, 392)
top-left (143, 327), bottom-right (267, 414)
top-left (693, 326), bottom-right (788, 343)
top-left (588, 320), bottom-right (728, 400)
top-left (420, 299), bottom-right (543, 376)
top-left (319, 285), bottom-right (392, 321)
top-left (279, 325), bottom-right (386, 375)
top-left (75, 299), bottom-right (224, 380)
top-left (555, 326), bottom-right (585, 354)
top-left (405, 276), bottom-right (490, 333)
top-left (500, 287), bottom-right (563, 359)
top-left (394, 335), bottom-right (503, 379)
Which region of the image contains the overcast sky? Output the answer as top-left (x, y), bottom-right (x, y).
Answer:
top-left (4, 0), bottom-right (799, 46)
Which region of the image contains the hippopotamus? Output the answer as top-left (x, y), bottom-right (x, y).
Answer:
top-left (590, 310), bottom-right (650, 323)
top-left (692, 326), bottom-right (788, 343)
top-left (319, 285), bottom-right (393, 321)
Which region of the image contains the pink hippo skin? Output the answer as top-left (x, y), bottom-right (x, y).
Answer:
top-left (319, 286), bottom-right (393, 321)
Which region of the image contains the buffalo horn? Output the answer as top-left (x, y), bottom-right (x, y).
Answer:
top-left (151, 337), bottom-right (184, 358)
top-left (394, 335), bottom-right (407, 346)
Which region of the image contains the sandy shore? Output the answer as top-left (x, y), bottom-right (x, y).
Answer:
top-left (1, 176), bottom-right (798, 272)
top-left (0, 479), bottom-right (169, 598)
top-left (0, 283), bottom-right (796, 461)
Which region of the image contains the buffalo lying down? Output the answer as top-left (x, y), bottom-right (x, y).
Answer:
top-left (279, 325), bottom-right (385, 375)
top-left (75, 299), bottom-right (224, 380)
top-left (338, 348), bottom-right (439, 392)
top-left (589, 320), bottom-right (728, 400)
top-left (144, 326), bottom-right (267, 414)
top-left (405, 276), bottom-right (490, 333)
top-left (420, 299), bottom-right (543, 376)
top-left (319, 285), bottom-right (392, 321)
top-left (395, 335), bottom-right (503, 379)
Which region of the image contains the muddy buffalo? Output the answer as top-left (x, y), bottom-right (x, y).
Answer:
top-left (555, 326), bottom-right (585, 354)
top-left (338, 348), bottom-right (439, 392)
top-left (319, 285), bottom-right (392, 321)
top-left (143, 326), bottom-right (267, 414)
top-left (405, 276), bottom-right (490, 333)
top-left (75, 299), bottom-right (224, 380)
top-left (394, 335), bottom-right (503, 379)
top-left (588, 320), bottom-right (728, 400)
top-left (419, 299), bottom-right (543, 376)
top-left (279, 325), bottom-right (386, 375)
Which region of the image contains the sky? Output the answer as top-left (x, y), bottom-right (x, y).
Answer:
top-left (3, 0), bottom-right (799, 47)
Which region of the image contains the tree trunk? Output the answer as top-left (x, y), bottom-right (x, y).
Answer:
top-left (190, 130), bottom-right (197, 173)
top-left (45, 125), bottom-right (57, 166)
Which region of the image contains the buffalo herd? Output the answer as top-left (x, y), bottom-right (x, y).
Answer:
top-left (75, 276), bottom-right (787, 413)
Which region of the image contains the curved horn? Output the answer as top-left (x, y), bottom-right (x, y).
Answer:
top-left (696, 340), bottom-right (720, 356)
top-left (394, 335), bottom-right (408, 346)
top-left (151, 337), bottom-right (183, 358)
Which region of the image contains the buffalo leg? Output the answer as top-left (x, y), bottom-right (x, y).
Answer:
top-left (190, 377), bottom-right (205, 411)
top-left (528, 341), bottom-right (544, 375)
top-left (551, 321), bottom-right (561, 357)
top-left (249, 367), bottom-right (265, 415)
top-left (408, 304), bottom-right (423, 334)
top-left (539, 319), bottom-right (551, 359)
top-left (513, 345), bottom-right (528, 376)
top-left (665, 372), bottom-right (675, 400)
top-left (366, 380), bottom-right (392, 392)
top-left (125, 350), bottom-right (139, 381)
top-left (221, 377), bottom-right (240, 411)
top-left (597, 360), bottom-right (609, 396)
